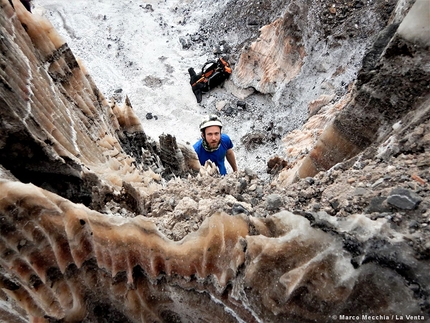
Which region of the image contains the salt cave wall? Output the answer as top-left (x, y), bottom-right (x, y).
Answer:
top-left (292, 0), bottom-right (430, 182)
top-left (0, 0), bottom-right (199, 213)
top-left (1, 0), bottom-right (430, 323)
top-left (0, 0), bottom-right (156, 207)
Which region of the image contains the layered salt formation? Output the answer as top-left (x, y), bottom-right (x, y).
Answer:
top-left (0, 0), bottom-right (199, 212)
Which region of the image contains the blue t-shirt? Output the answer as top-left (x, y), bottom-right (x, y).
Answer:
top-left (193, 133), bottom-right (233, 175)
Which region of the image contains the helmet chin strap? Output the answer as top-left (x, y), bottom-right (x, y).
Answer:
top-left (202, 135), bottom-right (220, 152)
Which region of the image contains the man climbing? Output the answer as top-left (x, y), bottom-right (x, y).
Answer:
top-left (193, 114), bottom-right (238, 175)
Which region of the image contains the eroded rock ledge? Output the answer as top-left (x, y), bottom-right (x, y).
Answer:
top-left (2, 178), bottom-right (427, 322)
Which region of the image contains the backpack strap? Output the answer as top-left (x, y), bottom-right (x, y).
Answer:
top-left (191, 75), bottom-right (207, 87)
top-left (219, 57), bottom-right (232, 74)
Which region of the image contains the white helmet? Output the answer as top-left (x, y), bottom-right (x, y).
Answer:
top-left (199, 114), bottom-right (223, 131)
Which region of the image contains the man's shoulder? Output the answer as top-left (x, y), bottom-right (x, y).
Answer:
top-left (193, 139), bottom-right (203, 150)
top-left (220, 133), bottom-right (233, 149)
top-left (220, 133), bottom-right (231, 142)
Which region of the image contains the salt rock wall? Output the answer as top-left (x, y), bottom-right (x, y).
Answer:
top-left (233, 4), bottom-right (306, 94)
top-left (274, 0), bottom-right (430, 185)
top-left (1, 0), bottom-right (430, 323)
top-left (0, 0), bottom-right (198, 212)
top-left (295, 0), bottom-right (430, 180)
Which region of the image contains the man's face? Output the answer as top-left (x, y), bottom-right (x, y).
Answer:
top-left (203, 126), bottom-right (221, 149)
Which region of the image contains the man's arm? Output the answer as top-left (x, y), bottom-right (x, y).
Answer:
top-left (226, 148), bottom-right (238, 172)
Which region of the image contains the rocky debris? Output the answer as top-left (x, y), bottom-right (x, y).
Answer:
top-left (144, 128), bottom-right (430, 257)
top-left (265, 193), bottom-right (284, 210)
top-left (145, 112), bottom-right (156, 120)
top-left (241, 131), bottom-right (265, 150)
top-left (142, 75), bottom-right (164, 88)
top-left (267, 156), bottom-right (289, 175)
top-left (189, 0), bottom-right (292, 56)
top-left (320, 0), bottom-right (399, 39)
top-left (111, 88), bottom-right (123, 102)
top-left (179, 36), bottom-right (192, 49)
top-left (387, 187), bottom-right (423, 210)
top-left (140, 4), bottom-right (154, 12)
top-left (237, 100), bottom-right (247, 109)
